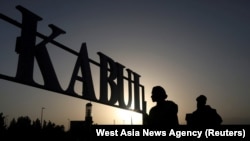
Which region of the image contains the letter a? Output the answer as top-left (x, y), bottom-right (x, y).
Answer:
top-left (66, 43), bottom-right (97, 101)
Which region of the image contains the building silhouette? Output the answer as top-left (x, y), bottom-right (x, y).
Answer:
top-left (69, 102), bottom-right (93, 140)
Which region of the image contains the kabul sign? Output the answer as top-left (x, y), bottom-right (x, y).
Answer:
top-left (0, 5), bottom-right (147, 116)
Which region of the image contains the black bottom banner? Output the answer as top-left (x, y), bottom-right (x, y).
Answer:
top-left (83, 125), bottom-right (250, 140)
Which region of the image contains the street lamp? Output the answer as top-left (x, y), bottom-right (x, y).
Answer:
top-left (41, 107), bottom-right (45, 127)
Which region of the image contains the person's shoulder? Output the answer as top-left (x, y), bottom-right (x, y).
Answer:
top-left (205, 105), bottom-right (215, 111)
top-left (165, 100), bottom-right (178, 108)
top-left (166, 100), bottom-right (177, 105)
top-left (205, 105), bottom-right (219, 113)
top-left (149, 105), bottom-right (157, 112)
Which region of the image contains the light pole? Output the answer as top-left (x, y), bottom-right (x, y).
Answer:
top-left (41, 107), bottom-right (45, 127)
top-left (67, 118), bottom-right (70, 131)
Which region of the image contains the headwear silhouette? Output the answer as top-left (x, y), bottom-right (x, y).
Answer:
top-left (152, 86), bottom-right (168, 100)
top-left (196, 95), bottom-right (207, 103)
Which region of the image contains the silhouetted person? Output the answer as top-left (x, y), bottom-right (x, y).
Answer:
top-left (186, 95), bottom-right (222, 127)
top-left (147, 86), bottom-right (179, 127)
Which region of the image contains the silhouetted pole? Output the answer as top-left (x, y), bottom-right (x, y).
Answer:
top-left (40, 107), bottom-right (45, 127)
top-left (68, 118), bottom-right (70, 131)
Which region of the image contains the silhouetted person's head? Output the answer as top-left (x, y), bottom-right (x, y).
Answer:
top-left (151, 86), bottom-right (168, 102)
top-left (196, 95), bottom-right (207, 109)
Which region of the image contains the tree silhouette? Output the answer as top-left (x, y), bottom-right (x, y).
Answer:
top-left (0, 112), bottom-right (71, 141)
top-left (0, 113), bottom-right (7, 138)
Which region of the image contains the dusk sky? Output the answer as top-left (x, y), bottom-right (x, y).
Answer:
top-left (1, 0), bottom-right (250, 129)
